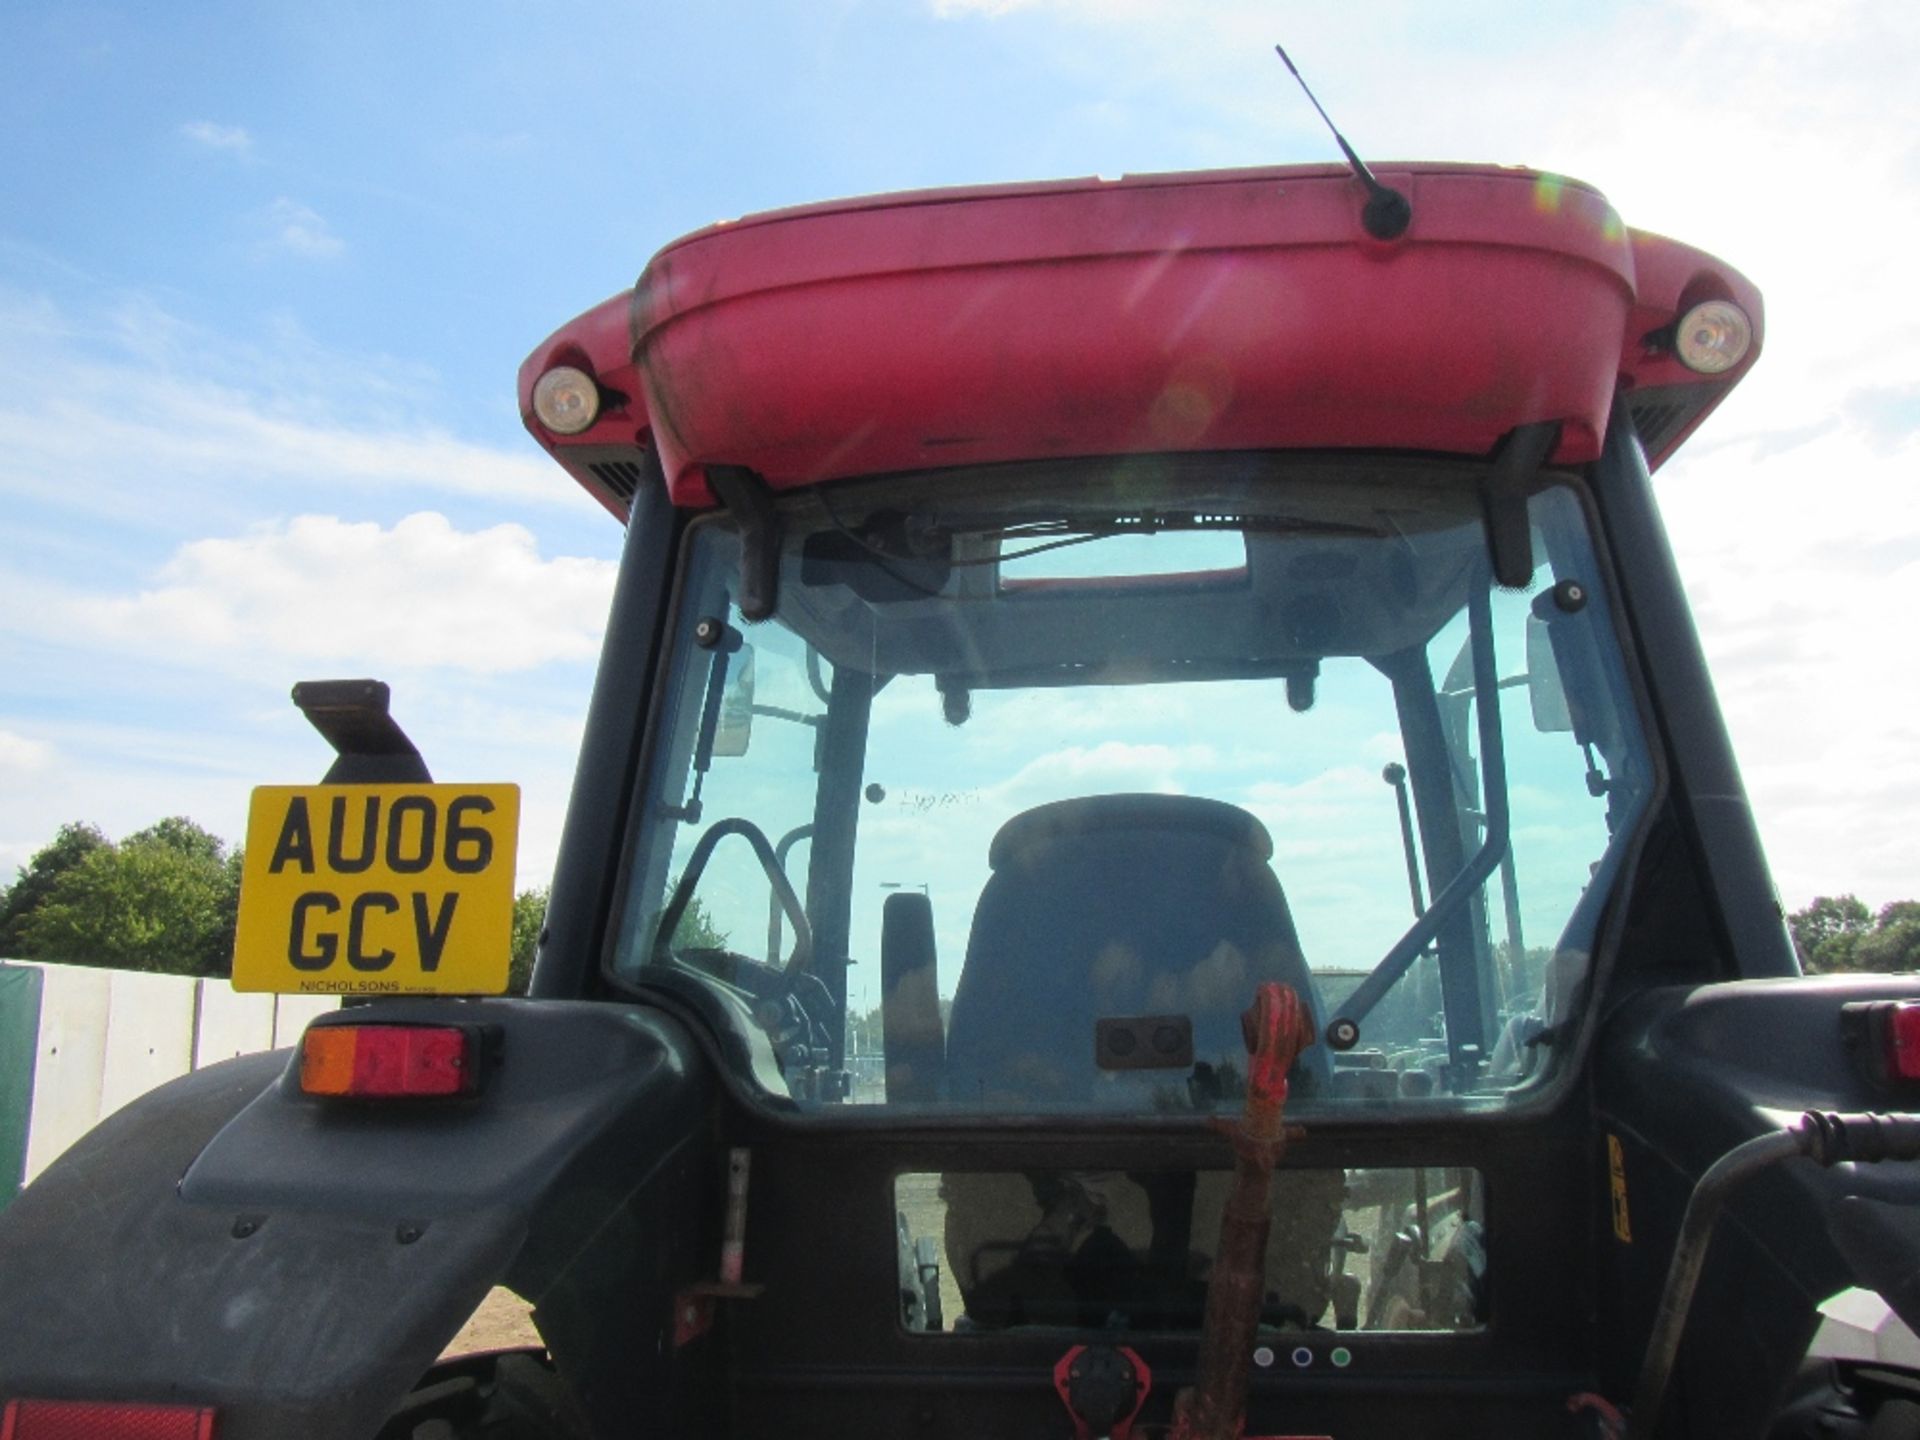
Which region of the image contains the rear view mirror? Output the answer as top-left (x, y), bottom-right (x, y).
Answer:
top-left (1525, 614), bottom-right (1573, 733)
top-left (713, 646), bottom-right (756, 757)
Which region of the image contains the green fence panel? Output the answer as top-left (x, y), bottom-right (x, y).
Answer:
top-left (0, 963), bottom-right (46, 1211)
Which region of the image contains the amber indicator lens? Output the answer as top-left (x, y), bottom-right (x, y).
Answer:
top-left (298, 1024), bottom-right (476, 1098)
top-left (1, 1399), bottom-right (218, 1440)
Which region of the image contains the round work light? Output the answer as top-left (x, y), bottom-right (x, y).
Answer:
top-left (1673, 300), bottom-right (1752, 375)
top-left (532, 365), bottom-right (601, 435)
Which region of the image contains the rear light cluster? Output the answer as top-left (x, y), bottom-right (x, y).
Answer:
top-left (531, 365), bottom-right (600, 435)
top-left (1673, 299), bottom-right (1752, 375)
top-left (298, 1023), bottom-right (482, 1098)
top-left (1841, 1002), bottom-right (1920, 1086)
top-left (0, 1400), bottom-right (216, 1440)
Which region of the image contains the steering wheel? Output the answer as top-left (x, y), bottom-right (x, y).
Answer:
top-left (653, 817), bottom-right (814, 994)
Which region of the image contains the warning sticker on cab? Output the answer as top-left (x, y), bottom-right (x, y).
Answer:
top-left (231, 783), bottom-right (520, 995)
top-left (1607, 1132), bottom-right (1633, 1243)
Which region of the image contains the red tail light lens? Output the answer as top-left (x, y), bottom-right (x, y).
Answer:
top-left (1888, 1005), bottom-right (1920, 1080)
top-left (1842, 1001), bottom-right (1920, 1086)
top-left (1, 1400), bottom-right (217, 1440)
top-left (298, 1023), bottom-right (479, 1098)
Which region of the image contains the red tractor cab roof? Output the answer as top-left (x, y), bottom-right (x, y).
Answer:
top-left (520, 163), bottom-right (1762, 519)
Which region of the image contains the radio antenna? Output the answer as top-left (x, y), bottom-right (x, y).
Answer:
top-left (1273, 44), bottom-right (1411, 240)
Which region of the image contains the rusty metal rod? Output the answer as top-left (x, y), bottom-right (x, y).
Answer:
top-left (1172, 983), bottom-right (1315, 1440)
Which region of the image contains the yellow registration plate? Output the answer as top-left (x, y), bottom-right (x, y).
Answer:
top-left (232, 783), bottom-right (520, 995)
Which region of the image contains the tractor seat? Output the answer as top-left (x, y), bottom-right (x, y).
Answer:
top-left (944, 793), bottom-right (1327, 1109)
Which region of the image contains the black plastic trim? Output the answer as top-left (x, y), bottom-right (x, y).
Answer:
top-left (1593, 401), bottom-right (1797, 979)
top-left (532, 446), bottom-right (683, 1000)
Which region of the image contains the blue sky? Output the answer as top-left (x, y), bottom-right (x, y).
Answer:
top-left (1, 0), bottom-right (1916, 918)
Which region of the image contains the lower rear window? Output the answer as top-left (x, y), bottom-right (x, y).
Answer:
top-left (894, 1166), bottom-right (1485, 1336)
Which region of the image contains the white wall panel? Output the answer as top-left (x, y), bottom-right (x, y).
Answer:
top-left (97, 971), bottom-right (197, 1120)
top-left (195, 983), bottom-right (277, 1069)
top-left (22, 964), bottom-right (111, 1183)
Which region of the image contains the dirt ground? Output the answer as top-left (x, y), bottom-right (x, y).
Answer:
top-left (442, 1287), bottom-right (542, 1357)
top-left (895, 1171), bottom-right (957, 1327)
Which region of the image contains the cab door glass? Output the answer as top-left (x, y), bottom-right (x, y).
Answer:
top-left (666, 614), bottom-right (825, 967)
top-left (1416, 489), bottom-right (1649, 1067)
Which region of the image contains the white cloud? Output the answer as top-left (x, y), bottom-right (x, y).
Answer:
top-left (262, 198), bottom-right (343, 260)
top-left (0, 509), bottom-right (605, 895)
top-left (63, 512), bottom-right (615, 675)
top-left (180, 120), bottom-right (253, 155)
top-left (1655, 425), bottom-right (1920, 911)
top-left (929, 0), bottom-right (1038, 13)
top-left (0, 728), bottom-right (54, 775)
top-left (0, 289), bottom-right (588, 516)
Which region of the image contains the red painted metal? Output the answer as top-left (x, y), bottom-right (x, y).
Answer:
top-left (1243, 982), bottom-right (1305, 1116)
top-left (1567, 1390), bottom-right (1627, 1439)
top-left (519, 163), bottom-right (1761, 517)
top-left (1052, 1345), bottom-right (1151, 1440)
top-left (0, 1400), bottom-right (218, 1440)
top-left (1171, 983), bottom-right (1317, 1440)
top-left (671, 1289), bottom-right (714, 1349)
top-left (673, 1147), bottom-right (765, 1348)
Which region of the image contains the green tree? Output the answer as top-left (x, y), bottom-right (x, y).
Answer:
top-left (1790, 895), bottom-right (1875, 973)
top-left (128, 816), bottom-right (230, 867)
top-left (1852, 901), bottom-right (1920, 974)
top-left (133, 816), bottom-right (243, 965)
top-left (19, 828), bottom-right (239, 976)
top-left (674, 895), bottom-right (728, 951)
top-left (1789, 895), bottom-right (1920, 975)
top-left (0, 822), bottom-right (108, 956)
top-left (508, 886), bottom-right (548, 995)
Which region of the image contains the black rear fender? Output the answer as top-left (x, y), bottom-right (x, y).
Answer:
top-left (0, 998), bottom-right (715, 1440)
top-left (1597, 976), bottom-right (1920, 1433)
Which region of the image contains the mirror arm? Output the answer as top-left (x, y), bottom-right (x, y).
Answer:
top-left (805, 645), bottom-right (832, 706)
top-left (750, 703), bottom-right (823, 728)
